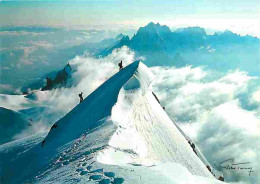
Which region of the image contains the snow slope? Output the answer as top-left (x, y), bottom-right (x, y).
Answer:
top-left (0, 107), bottom-right (34, 145)
top-left (0, 61), bottom-right (225, 184)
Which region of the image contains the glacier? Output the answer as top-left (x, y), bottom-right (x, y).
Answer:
top-left (0, 61), bottom-right (226, 184)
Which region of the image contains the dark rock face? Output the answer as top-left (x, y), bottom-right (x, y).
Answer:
top-left (130, 22), bottom-right (172, 51)
top-left (42, 63), bottom-right (72, 91)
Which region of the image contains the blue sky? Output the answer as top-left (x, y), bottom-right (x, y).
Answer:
top-left (0, 0), bottom-right (260, 36)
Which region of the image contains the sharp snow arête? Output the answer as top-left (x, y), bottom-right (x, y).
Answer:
top-left (0, 61), bottom-right (226, 184)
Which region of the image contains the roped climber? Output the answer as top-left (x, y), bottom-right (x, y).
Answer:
top-left (79, 92), bottom-right (83, 103)
top-left (118, 60), bottom-right (123, 70)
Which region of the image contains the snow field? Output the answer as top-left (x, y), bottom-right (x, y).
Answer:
top-left (0, 61), bottom-right (226, 183)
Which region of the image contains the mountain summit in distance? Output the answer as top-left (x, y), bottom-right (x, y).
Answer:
top-left (104, 22), bottom-right (259, 54)
top-left (131, 22), bottom-right (172, 51)
top-left (100, 22), bottom-right (260, 74)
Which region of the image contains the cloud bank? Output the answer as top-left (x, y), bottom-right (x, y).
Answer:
top-left (1, 46), bottom-right (259, 183)
top-left (151, 65), bottom-right (260, 184)
top-left (0, 46), bottom-right (136, 135)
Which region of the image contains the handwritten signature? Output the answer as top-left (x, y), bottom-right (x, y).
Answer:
top-left (219, 158), bottom-right (254, 176)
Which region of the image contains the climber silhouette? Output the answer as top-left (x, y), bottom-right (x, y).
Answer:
top-left (79, 92), bottom-right (83, 103)
top-left (118, 60), bottom-right (123, 70)
top-left (50, 124), bottom-right (57, 130)
top-left (191, 142), bottom-right (197, 155)
top-left (188, 140), bottom-right (197, 155)
top-left (206, 165), bottom-right (212, 173)
top-left (218, 176), bottom-right (224, 181)
top-left (41, 139), bottom-right (45, 147)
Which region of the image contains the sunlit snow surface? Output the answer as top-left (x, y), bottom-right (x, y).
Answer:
top-left (0, 62), bottom-right (225, 184)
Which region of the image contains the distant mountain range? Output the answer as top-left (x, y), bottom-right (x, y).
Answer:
top-left (101, 22), bottom-right (259, 55)
top-left (99, 22), bottom-right (260, 72)
top-left (22, 22), bottom-right (260, 92)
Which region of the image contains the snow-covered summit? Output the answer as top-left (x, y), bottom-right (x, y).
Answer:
top-left (0, 61), bottom-right (225, 184)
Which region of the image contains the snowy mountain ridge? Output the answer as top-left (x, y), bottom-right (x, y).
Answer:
top-left (0, 61), bottom-right (226, 184)
top-left (0, 107), bottom-right (34, 145)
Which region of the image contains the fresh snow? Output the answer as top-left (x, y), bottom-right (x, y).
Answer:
top-left (0, 107), bottom-right (34, 145)
top-left (0, 61), bottom-right (226, 184)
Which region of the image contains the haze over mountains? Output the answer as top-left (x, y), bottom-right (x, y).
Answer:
top-left (1, 22), bottom-right (259, 94)
top-left (7, 22), bottom-right (257, 94)
top-left (101, 22), bottom-right (260, 74)
top-left (104, 22), bottom-right (259, 52)
top-left (0, 26), bottom-right (134, 93)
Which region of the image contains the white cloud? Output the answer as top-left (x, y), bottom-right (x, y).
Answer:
top-left (0, 94), bottom-right (30, 111)
top-left (0, 31), bottom-right (48, 36)
top-left (250, 87), bottom-right (260, 104)
top-left (29, 41), bottom-right (54, 49)
top-left (1, 46), bottom-right (134, 113)
top-left (195, 101), bottom-right (260, 183)
top-left (14, 41), bottom-right (54, 65)
top-left (19, 46), bottom-right (37, 64)
top-left (166, 18), bottom-right (260, 38)
top-left (151, 65), bottom-right (260, 184)
top-left (46, 46), bottom-right (135, 113)
top-left (0, 46), bottom-right (136, 141)
top-left (0, 84), bottom-right (15, 94)
top-left (219, 70), bottom-right (253, 88)
top-left (250, 87), bottom-right (260, 117)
